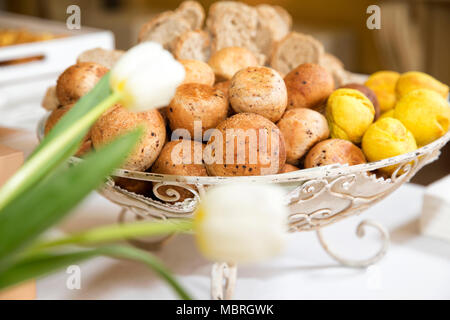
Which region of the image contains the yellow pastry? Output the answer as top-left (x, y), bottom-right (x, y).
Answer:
top-left (362, 118), bottom-right (417, 175)
top-left (396, 71), bottom-right (449, 100)
top-left (326, 88), bottom-right (375, 143)
top-left (394, 88), bottom-right (450, 146)
top-left (365, 71), bottom-right (400, 112)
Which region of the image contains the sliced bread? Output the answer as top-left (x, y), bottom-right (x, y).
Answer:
top-left (175, 1), bottom-right (205, 29)
top-left (173, 29), bottom-right (211, 62)
top-left (77, 48), bottom-right (124, 69)
top-left (255, 4), bottom-right (291, 62)
top-left (41, 86), bottom-right (60, 111)
top-left (206, 1), bottom-right (262, 61)
top-left (272, 5), bottom-right (292, 30)
top-left (270, 32), bottom-right (324, 75)
top-left (138, 11), bottom-right (191, 51)
top-left (319, 53), bottom-right (347, 87)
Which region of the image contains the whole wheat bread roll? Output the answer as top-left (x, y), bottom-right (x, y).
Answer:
top-left (167, 83), bottom-right (228, 138)
top-left (56, 62), bottom-right (108, 105)
top-left (204, 113), bottom-right (286, 176)
top-left (45, 104), bottom-right (92, 157)
top-left (284, 63), bottom-right (334, 110)
top-left (304, 138), bottom-right (366, 168)
top-left (277, 108), bottom-right (329, 165)
top-left (208, 47), bottom-right (259, 81)
top-left (229, 66), bottom-right (287, 122)
top-left (179, 59), bottom-right (215, 86)
top-left (91, 105), bottom-right (166, 171)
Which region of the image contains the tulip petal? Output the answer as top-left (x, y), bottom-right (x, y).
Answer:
top-left (110, 42), bottom-right (185, 112)
top-left (194, 183), bottom-right (288, 264)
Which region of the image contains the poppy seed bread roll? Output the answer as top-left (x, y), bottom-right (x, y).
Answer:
top-left (229, 66), bottom-right (287, 122)
top-left (167, 83), bottom-right (228, 139)
top-left (204, 113), bottom-right (286, 176)
top-left (56, 62), bottom-right (108, 105)
top-left (91, 105), bottom-right (166, 171)
top-left (277, 108), bottom-right (329, 165)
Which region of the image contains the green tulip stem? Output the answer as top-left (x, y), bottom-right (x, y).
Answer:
top-left (0, 91), bottom-right (122, 212)
top-left (28, 220), bottom-right (193, 252)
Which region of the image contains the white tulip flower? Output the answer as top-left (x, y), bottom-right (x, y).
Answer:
top-left (194, 183), bottom-right (288, 264)
top-left (110, 42), bottom-right (185, 112)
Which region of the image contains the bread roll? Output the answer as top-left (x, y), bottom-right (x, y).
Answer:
top-left (304, 139), bottom-right (366, 168)
top-left (91, 105), bottom-right (166, 171)
top-left (45, 104), bottom-right (91, 157)
top-left (179, 59), bottom-right (215, 86)
top-left (167, 83), bottom-right (228, 139)
top-left (204, 113), bottom-right (286, 176)
top-left (277, 108), bottom-right (329, 165)
top-left (56, 62), bottom-right (108, 105)
top-left (229, 66), bottom-right (287, 122)
top-left (279, 163), bottom-right (299, 173)
top-left (284, 63), bottom-right (334, 110)
top-left (208, 47), bottom-right (259, 81)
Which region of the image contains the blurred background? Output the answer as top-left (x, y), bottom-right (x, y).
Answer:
top-left (0, 0), bottom-right (448, 184)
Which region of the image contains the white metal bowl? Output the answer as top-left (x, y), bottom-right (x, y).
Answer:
top-left (37, 115), bottom-right (450, 232)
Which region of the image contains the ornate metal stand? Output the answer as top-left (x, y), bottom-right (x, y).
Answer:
top-left (211, 262), bottom-right (237, 300)
top-left (210, 218), bottom-right (390, 300)
top-left (316, 219), bottom-right (390, 268)
top-left (36, 118), bottom-right (450, 300)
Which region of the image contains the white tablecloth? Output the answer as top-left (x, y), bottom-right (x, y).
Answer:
top-left (2, 130), bottom-right (450, 300)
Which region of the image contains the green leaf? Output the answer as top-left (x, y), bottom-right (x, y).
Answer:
top-left (0, 245), bottom-right (192, 300)
top-left (29, 220), bottom-right (192, 252)
top-left (0, 250), bottom-right (99, 289)
top-left (0, 74), bottom-right (120, 212)
top-left (0, 128), bottom-right (142, 267)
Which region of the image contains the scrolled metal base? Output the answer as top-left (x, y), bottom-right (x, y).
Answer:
top-left (316, 219), bottom-right (390, 268)
top-left (211, 262), bottom-right (237, 300)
